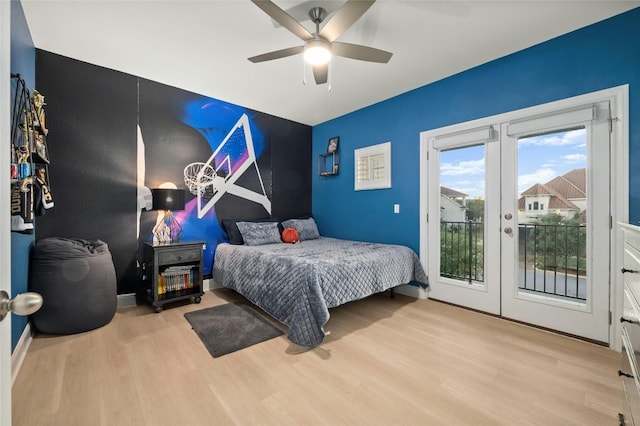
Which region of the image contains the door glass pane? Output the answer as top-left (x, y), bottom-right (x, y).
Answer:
top-left (517, 129), bottom-right (587, 301)
top-left (439, 145), bottom-right (485, 283)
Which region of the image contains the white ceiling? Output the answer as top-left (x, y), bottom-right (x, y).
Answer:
top-left (20, 1), bottom-right (640, 126)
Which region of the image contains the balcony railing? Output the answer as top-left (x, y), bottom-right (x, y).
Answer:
top-left (440, 221), bottom-right (484, 283)
top-left (519, 223), bottom-right (586, 301)
top-left (440, 221), bottom-right (586, 302)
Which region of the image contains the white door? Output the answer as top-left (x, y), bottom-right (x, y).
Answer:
top-left (1, 1), bottom-right (13, 423)
top-left (425, 126), bottom-right (501, 315)
top-left (421, 91), bottom-right (622, 344)
top-left (500, 102), bottom-right (611, 342)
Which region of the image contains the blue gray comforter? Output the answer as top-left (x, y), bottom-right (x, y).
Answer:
top-left (212, 237), bottom-right (429, 348)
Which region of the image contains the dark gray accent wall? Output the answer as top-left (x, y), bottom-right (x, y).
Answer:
top-left (34, 50), bottom-right (312, 295)
top-left (35, 51), bottom-right (138, 294)
top-left (271, 116), bottom-right (313, 220)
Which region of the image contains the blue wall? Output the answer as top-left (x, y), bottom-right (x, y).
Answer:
top-left (10, 0), bottom-right (35, 352)
top-left (312, 7), bottom-right (640, 254)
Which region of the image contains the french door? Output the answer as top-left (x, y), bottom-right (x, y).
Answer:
top-left (421, 91), bottom-right (623, 343)
top-left (426, 129), bottom-right (501, 315)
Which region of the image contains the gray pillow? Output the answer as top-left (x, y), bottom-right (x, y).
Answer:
top-left (236, 221), bottom-right (282, 246)
top-left (222, 218), bottom-right (279, 245)
top-left (281, 217), bottom-right (320, 241)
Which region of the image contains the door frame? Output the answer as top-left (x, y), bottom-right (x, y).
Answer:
top-left (419, 85), bottom-right (629, 350)
top-left (1, 0), bottom-right (13, 424)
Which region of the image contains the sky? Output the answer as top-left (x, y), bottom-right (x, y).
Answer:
top-left (439, 129), bottom-right (587, 199)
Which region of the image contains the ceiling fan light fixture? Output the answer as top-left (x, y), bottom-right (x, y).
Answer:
top-left (250, 0), bottom-right (391, 85)
top-left (304, 39), bottom-right (331, 65)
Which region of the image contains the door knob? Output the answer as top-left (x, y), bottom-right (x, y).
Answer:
top-left (0, 290), bottom-right (43, 321)
top-left (504, 213), bottom-right (512, 220)
top-left (504, 227), bottom-right (513, 234)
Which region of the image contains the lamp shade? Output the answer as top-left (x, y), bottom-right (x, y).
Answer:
top-left (151, 189), bottom-right (185, 211)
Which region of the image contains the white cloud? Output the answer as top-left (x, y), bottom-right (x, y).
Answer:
top-left (539, 153), bottom-right (586, 169)
top-left (441, 178), bottom-right (485, 198)
top-left (562, 129), bottom-right (586, 144)
top-left (562, 153), bottom-right (586, 164)
top-left (440, 158), bottom-right (485, 176)
top-left (518, 129), bottom-right (586, 147)
top-left (518, 167), bottom-right (557, 194)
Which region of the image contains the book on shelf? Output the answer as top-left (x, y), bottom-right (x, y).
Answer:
top-left (157, 268), bottom-right (195, 295)
top-left (162, 265), bottom-right (193, 274)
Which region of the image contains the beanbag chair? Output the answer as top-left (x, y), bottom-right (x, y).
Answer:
top-left (29, 238), bottom-right (117, 335)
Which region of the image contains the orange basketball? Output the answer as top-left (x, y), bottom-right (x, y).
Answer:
top-left (282, 227), bottom-right (299, 244)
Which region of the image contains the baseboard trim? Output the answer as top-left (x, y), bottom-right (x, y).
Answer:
top-left (11, 321), bottom-right (34, 385)
top-left (117, 293), bottom-right (137, 308)
top-left (204, 278), bottom-right (222, 291)
top-left (394, 284), bottom-right (430, 299)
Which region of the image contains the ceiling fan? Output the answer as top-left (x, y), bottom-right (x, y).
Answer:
top-left (248, 0), bottom-right (392, 85)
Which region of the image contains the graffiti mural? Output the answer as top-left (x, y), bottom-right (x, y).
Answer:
top-left (138, 80), bottom-right (271, 274)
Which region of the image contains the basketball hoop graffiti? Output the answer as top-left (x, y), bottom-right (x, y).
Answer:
top-left (184, 114), bottom-right (271, 218)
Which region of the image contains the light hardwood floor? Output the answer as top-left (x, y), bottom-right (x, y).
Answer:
top-left (13, 289), bottom-right (623, 425)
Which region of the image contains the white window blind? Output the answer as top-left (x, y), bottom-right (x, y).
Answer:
top-left (506, 106), bottom-right (595, 137)
top-left (433, 125), bottom-right (497, 150)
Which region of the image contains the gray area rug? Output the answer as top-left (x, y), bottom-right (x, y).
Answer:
top-left (184, 302), bottom-right (283, 358)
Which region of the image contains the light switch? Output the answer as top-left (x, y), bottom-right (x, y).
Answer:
top-left (394, 204), bottom-right (400, 214)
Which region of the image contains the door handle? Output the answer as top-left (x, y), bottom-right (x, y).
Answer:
top-left (0, 290), bottom-right (43, 321)
top-left (504, 227), bottom-right (513, 234)
top-left (504, 213), bottom-right (512, 220)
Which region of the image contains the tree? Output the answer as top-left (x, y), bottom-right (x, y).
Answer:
top-left (532, 212), bottom-right (585, 274)
top-left (465, 199), bottom-right (485, 222)
top-left (440, 221), bottom-right (484, 282)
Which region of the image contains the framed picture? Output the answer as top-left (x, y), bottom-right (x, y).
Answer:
top-left (354, 141), bottom-right (391, 191)
top-left (327, 136), bottom-right (339, 153)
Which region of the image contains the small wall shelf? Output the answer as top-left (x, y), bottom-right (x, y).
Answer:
top-left (10, 73), bottom-right (53, 234)
top-left (319, 151), bottom-right (339, 176)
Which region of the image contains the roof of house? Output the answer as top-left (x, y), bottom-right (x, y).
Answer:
top-left (518, 168), bottom-right (585, 211)
top-left (545, 168), bottom-right (586, 200)
top-left (517, 186), bottom-right (578, 210)
top-left (441, 186), bottom-right (468, 199)
top-left (521, 183), bottom-right (554, 197)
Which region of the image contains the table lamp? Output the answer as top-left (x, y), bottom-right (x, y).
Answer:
top-left (151, 188), bottom-right (186, 243)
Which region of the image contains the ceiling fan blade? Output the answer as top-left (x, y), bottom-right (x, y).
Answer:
top-left (319, 0), bottom-right (375, 43)
top-left (251, 0), bottom-right (313, 41)
top-left (248, 46), bottom-right (304, 63)
top-left (312, 64), bottom-right (328, 85)
top-left (331, 42), bottom-right (392, 63)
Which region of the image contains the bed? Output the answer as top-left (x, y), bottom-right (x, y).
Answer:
top-left (212, 218), bottom-right (429, 348)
